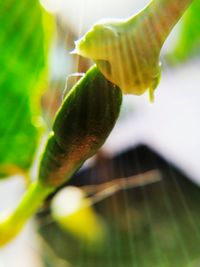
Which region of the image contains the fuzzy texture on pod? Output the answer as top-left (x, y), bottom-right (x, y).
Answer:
top-left (39, 65), bottom-right (122, 187)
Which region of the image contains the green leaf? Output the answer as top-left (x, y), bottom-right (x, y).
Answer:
top-left (0, 1), bottom-right (47, 177)
top-left (169, 0), bottom-right (200, 62)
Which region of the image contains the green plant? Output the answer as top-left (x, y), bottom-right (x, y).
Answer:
top-left (0, 0), bottom-right (194, 247)
top-left (0, 66), bottom-right (122, 246)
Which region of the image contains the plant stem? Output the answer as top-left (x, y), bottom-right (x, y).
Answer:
top-left (142, 0), bottom-right (194, 48)
top-left (0, 181), bottom-right (53, 247)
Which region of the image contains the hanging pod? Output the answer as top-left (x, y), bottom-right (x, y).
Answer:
top-left (0, 65), bottom-right (122, 247)
top-left (39, 65), bottom-right (122, 187)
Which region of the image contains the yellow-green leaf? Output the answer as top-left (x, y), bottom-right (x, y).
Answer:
top-left (0, 1), bottom-right (47, 177)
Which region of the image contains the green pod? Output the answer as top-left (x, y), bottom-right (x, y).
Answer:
top-left (39, 65), bottom-right (122, 187)
top-left (0, 65), bottom-right (122, 247)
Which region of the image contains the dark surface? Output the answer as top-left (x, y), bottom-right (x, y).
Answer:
top-left (37, 145), bottom-right (200, 267)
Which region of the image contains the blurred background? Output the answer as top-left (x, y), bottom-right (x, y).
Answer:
top-left (1, 0), bottom-right (200, 266)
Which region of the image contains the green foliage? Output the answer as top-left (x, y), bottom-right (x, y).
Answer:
top-left (170, 0), bottom-right (200, 61)
top-left (0, 1), bottom-right (47, 177)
